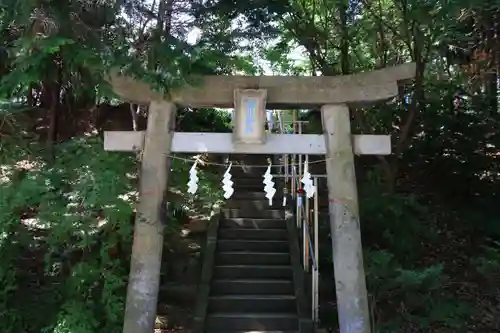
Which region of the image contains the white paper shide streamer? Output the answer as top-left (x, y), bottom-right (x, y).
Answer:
top-left (222, 163), bottom-right (234, 199)
top-left (187, 160), bottom-right (199, 194)
top-left (301, 160), bottom-right (316, 199)
top-left (263, 164), bottom-right (276, 205)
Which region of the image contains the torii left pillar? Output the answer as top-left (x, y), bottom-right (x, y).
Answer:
top-left (123, 100), bottom-right (176, 333)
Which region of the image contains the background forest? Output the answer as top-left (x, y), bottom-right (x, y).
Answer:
top-left (1, 0), bottom-right (500, 332)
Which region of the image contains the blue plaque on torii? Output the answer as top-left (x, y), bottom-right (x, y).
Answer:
top-left (233, 89), bottom-right (267, 144)
top-left (244, 99), bottom-right (256, 134)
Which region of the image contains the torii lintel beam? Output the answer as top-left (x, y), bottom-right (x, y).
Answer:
top-left (104, 132), bottom-right (391, 155)
top-left (107, 63), bottom-right (416, 109)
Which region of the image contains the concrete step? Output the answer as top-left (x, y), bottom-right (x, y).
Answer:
top-left (208, 295), bottom-right (296, 313)
top-left (206, 312), bottom-right (298, 331)
top-left (213, 265), bottom-right (293, 280)
top-left (222, 208), bottom-right (285, 219)
top-left (218, 228), bottom-right (287, 241)
top-left (215, 251), bottom-right (290, 265)
top-left (211, 279), bottom-right (294, 295)
top-left (231, 191), bottom-right (270, 200)
top-left (220, 218), bottom-right (286, 229)
top-left (224, 199), bottom-right (332, 215)
top-left (232, 184), bottom-right (270, 190)
top-left (218, 240), bottom-right (289, 252)
top-left (225, 198), bottom-right (288, 210)
top-left (228, 191), bottom-right (327, 200)
top-left (227, 197), bottom-right (329, 208)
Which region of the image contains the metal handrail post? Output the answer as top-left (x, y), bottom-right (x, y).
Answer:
top-left (304, 156), bottom-right (310, 272)
top-left (313, 177), bottom-right (319, 322)
top-left (298, 120), bottom-right (303, 230)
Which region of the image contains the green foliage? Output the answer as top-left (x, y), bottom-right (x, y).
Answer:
top-left (359, 179), bottom-right (438, 262)
top-left (366, 250), bottom-right (471, 332)
top-left (0, 133), bottom-right (222, 333)
top-left (0, 137), bottom-right (134, 333)
top-left (177, 108), bottom-right (232, 133)
top-left (471, 242), bottom-right (500, 277)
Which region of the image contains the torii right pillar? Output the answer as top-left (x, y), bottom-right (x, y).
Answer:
top-left (322, 104), bottom-right (370, 333)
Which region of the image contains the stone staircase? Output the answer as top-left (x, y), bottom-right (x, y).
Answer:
top-left (196, 155), bottom-right (312, 333)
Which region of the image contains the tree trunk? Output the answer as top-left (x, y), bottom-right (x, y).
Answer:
top-left (338, 0), bottom-right (350, 75)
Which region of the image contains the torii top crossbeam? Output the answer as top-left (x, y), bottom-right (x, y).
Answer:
top-left (108, 63), bottom-right (416, 109)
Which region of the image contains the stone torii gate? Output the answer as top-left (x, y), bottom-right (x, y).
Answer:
top-left (104, 63), bottom-right (416, 333)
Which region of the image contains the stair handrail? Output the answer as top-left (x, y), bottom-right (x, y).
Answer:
top-left (291, 165), bottom-right (320, 323)
top-left (292, 166), bottom-right (318, 267)
top-left (302, 209), bottom-right (318, 271)
top-left (274, 111), bottom-right (319, 323)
